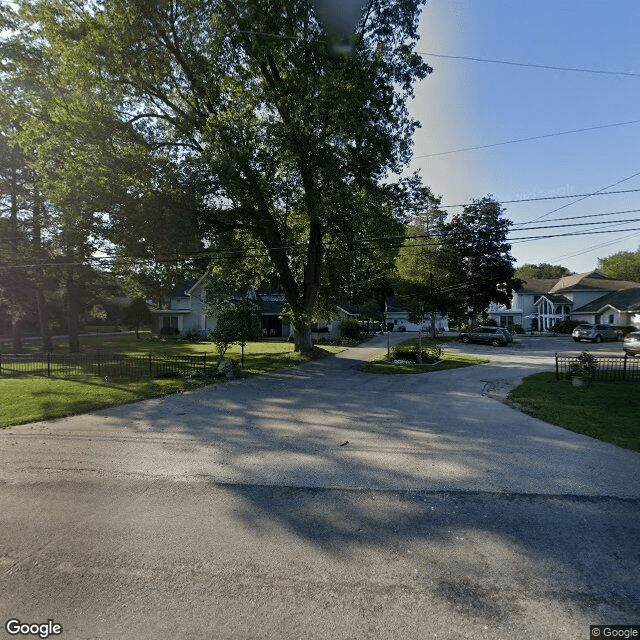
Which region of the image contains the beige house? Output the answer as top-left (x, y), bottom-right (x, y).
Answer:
top-left (487, 271), bottom-right (640, 332)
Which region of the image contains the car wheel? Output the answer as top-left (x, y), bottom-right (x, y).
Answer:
top-left (491, 338), bottom-right (501, 347)
top-left (573, 338), bottom-right (580, 342)
top-left (461, 335), bottom-right (470, 344)
top-left (594, 335), bottom-right (602, 343)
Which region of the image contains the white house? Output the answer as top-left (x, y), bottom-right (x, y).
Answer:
top-left (151, 274), bottom-right (292, 338)
top-left (384, 298), bottom-right (450, 332)
top-left (486, 271), bottom-right (640, 332)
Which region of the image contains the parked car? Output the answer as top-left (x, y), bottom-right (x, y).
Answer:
top-left (623, 331), bottom-right (640, 356)
top-left (458, 326), bottom-right (512, 346)
top-left (571, 323), bottom-right (621, 343)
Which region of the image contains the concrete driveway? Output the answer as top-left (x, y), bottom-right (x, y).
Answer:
top-left (1, 334), bottom-right (639, 639)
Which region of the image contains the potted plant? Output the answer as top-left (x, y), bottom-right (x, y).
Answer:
top-left (568, 351), bottom-right (598, 387)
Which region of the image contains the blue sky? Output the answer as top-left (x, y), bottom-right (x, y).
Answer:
top-left (409, 0), bottom-right (640, 273)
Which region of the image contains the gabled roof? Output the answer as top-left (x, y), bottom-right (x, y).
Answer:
top-left (550, 270), bottom-right (638, 293)
top-left (169, 280), bottom-right (195, 297)
top-left (573, 287), bottom-right (640, 313)
top-left (517, 271), bottom-right (640, 296)
top-left (517, 279), bottom-right (560, 294)
top-left (535, 293), bottom-right (572, 305)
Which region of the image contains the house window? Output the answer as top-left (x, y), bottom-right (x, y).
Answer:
top-left (608, 314), bottom-right (614, 324)
top-left (162, 316), bottom-right (179, 330)
top-left (500, 315), bottom-right (514, 327)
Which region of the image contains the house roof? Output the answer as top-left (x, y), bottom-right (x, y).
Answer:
top-left (535, 293), bottom-right (572, 305)
top-left (518, 271), bottom-right (640, 296)
top-left (169, 280), bottom-right (195, 297)
top-left (516, 279), bottom-right (559, 294)
top-left (573, 287), bottom-right (640, 313)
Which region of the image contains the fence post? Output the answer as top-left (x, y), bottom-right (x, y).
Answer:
top-left (148, 352), bottom-right (152, 378)
top-left (203, 353), bottom-right (206, 375)
top-left (98, 351), bottom-right (101, 377)
top-left (47, 351), bottom-right (51, 377)
top-left (555, 352), bottom-right (559, 380)
top-left (623, 353), bottom-right (627, 381)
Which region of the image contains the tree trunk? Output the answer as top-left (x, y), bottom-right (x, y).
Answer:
top-left (11, 318), bottom-right (23, 354)
top-left (293, 323), bottom-right (313, 353)
top-left (65, 258), bottom-right (80, 353)
top-left (35, 288), bottom-right (53, 352)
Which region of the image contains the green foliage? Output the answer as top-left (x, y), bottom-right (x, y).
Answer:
top-left (568, 352), bottom-right (598, 380)
top-left (515, 263), bottom-right (572, 280)
top-left (391, 341), bottom-right (442, 363)
top-left (339, 318), bottom-right (361, 340)
top-left (552, 319), bottom-right (581, 334)
top-left (211, 298), bottom-right (262, 364)
top-left (441, 196), bottom-right (518, 317)
top-left (3, 0), bottom-right (432, 353)
top-left (597, 247), bottom-right (640, 282)
top-left (123, 298), bottom-right (152, 337)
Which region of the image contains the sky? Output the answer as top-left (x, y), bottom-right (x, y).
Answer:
top-left (408, 0), bottom-right (640, 274)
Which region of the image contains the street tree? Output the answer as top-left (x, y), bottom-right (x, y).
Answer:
top-left (441, 196), bottom-right (519, 323)
top-left (393, 192), bottom-right (455, 338)
top-left (9, 0), bottom-right (432, 352)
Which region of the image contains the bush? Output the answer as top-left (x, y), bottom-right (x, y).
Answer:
top-left (339, 319), bottom-right (361, 340)
top-left (160, 326), bottom-right (179, 336)
top-left (391, 341), bottom-right (443, 364)
top-left (507, 323), bottom-right (524, 334)
top-left (552, 319), bottom-right (581, 334)
top-left (616, 325), bottom-right (636, 335)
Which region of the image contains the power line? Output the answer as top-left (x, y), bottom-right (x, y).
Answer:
top-left (416, 51), bottom-right (640, 78)
top-left (412, 119), bottom-right (640, 159)
top-left (440, 187), bottom-right (640, 208)
top-left (516, 171), bottom-right (640, 225)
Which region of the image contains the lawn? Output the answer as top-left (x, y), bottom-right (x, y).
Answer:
top-left (510, 372), bottom-right (640, 452)
top-left (365, 337), bottom-right (488, 374)
top-left (0, 336), bottom-right (343, 428)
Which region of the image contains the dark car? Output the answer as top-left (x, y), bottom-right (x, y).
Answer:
top-left (572, 323), bottom-right (620, 343)
top-left (623, 331), bottom-right (640, 356)
top-left (458, 326), bottom-right (512, 346)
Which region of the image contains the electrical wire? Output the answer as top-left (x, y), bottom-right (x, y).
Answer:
top-left (412, 119), bottom-right (640, 159)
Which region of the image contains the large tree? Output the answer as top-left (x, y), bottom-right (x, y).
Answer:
top-left (8, 0), bottom-right (431, 351)
top-left (597, 248), bottom-right (640, 283)
top-left (441, 196), bottom-right (519, 322)
top-left (393, 190), bottom-right (456, 337)
top-left (514, 263), bottom-right (572, 280)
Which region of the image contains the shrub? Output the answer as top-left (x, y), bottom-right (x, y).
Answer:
top-left (552, 319), bottom-right (581, 334)
top-left (568, 351), bottom-right (598, 380)
top-left (616, 325), bottom-right (636, 335)
top-left (339, 319), bottom-right (361, 340)
top-left (507, 323), bottom-right (525, 334)
top-left (391, 341), bottom-right (443, 364)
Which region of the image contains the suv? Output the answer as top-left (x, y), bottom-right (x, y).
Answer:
top-left (572, 323), bottom-right (621, 343)
top-left (458, 326), bottom-right (512, 346)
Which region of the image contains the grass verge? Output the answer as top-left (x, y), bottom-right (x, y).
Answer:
top-left (0, 339), bottom-right (343, 428)
top-left (510, 372), bottom-right (640, 452)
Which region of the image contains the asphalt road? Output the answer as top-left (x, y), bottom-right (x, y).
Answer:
top-left (1, 333), bottom-right (639, 640)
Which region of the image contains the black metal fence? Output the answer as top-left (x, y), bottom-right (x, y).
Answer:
top-left (0, 352), bottom-right (214, 380)
top-left (555, 353), bottom-right (640, 382)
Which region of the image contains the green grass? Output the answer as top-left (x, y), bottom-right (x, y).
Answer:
top-left (365, 337), bottom-right (488, 374)
top-left (0, 337), bottom-right (343, 428)
top-left (510, 372), bottom-right (640, 451)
